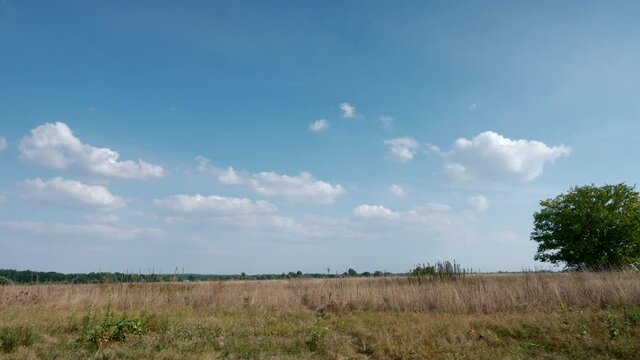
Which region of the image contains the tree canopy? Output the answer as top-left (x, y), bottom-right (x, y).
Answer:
top-left (531, 183), bottom-right (640, 269)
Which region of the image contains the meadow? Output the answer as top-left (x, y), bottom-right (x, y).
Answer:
top-left (1, 271), bottom-right (640, 359)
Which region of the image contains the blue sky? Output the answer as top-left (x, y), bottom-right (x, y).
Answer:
top-left (1, 1), bottom-right (639, 273)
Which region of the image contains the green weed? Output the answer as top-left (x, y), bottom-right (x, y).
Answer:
top-left (0, 325), bottom-right (38, 353)
top-left (306, 317), bottom-right (329, 352)
top-left (81, 302), bottom-right (142, 349)
top-left (606, 311), bottom-right (620, 339)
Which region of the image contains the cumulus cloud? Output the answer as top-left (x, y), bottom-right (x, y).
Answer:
top-left (435, 131), bottom-right (571, 181)
top-left (426, 143), bottom-right (444, 156)
top-left (251, 171), bottom-right (345, 204)
top-left (353, 204), bottom-right (398, 220)
top-left (19, 122), bottom-right (164, 180)
top-left (467, 194), bottom-right (489, 212)
top-left (217, 167), bottom-right (243, 184)
top-left (2, 221), bottom-right (164, 240)
top-left (0, 137), bottom-right (7, 152)
top-left (353, 203), bottom-right (453, 220)
top-left (352, 202), bottom-right (467, 231)
top-left (22, 177), bottom-right (126, 210)
top-left (389, 184), bottom-right (406, 197)
top-left (384, 137), bottom-right (419, 162)
top-left (194, 156), bottom-right (244, 185)
top-left (193, 157), bottom-right (343, 203)
top-left (339, 102), bottom-right (356, 118)
top-left (309, 119), bottom-right (329, 132)
top-left (154, 194), bottom-right (276, 216)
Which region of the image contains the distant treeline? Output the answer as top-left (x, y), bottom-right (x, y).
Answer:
top-left (0, 268), bottom-right (395, 285)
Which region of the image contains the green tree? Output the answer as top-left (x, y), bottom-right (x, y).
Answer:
top-left (531, 183), bottom-right (640, 269)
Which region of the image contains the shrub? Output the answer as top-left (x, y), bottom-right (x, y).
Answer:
top-left (409, 260), bottom-right (469, 283)
top-left (306, 317), bottom-right (328, 352)
top-left (81, 303), bottom-right (142, 349)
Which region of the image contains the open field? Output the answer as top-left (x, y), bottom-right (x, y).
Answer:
top-left (2, 272), bottom-right (640, 359)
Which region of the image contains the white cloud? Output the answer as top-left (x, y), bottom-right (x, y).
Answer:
top-left (195, 155), bottom-right (210, 172)
top-left (0, 137), bottom-right (7, 152)
top-left (467, 194), bottom-right (489, 212)
top-left (353, 203), bottom-right (454, 221)
top-left (193, 158), bottom-right (343, 203)
top-left (204, 214), bottom-right (341, 239)
top-left (19, 122), bottom-right (164, 180)
top-left (162, 211), bottom-right (362, 242)
top-left (426, 143), bottom-right (445, 156)
top-left (217, 167), bottom-right (243, 184)
top-left (415, 203), bottom-right (452, 212)
top-left (437, 131), bottom-right (571, 181)
top-left (384, 137), bottom-right (419, 162)
top-left (379, 116), bottom-right (394, 129)
top-left (309, 119), bottom-right (329, 132)
top-left (2, 221), bottom-right (164, 240)
top-left (154, 194), bottom-right (276, 216)
top-left (251, 171), bottom-right (345, 204)
top-left (339, 102), bottom-right (356, 118)
top-left (194, 155), bottom-right (345, 204)
top-left (353, 204), bottom-right (398, 220)
top-left (84, 213), bottom-right (121, 224)
top-left (389, 184), bottom-right (406, 197)
top-left (22, 177), bottom-right (126, 210)
top-left (442, 163), bottom-right (468, 180)
top-left (194, 156), bottom-right (244, 185)
top-left (352, 203), bottom-right (466, 230)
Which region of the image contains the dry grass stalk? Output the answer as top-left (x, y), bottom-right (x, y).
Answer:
top-left (2, 271), bottom-right (639, 314)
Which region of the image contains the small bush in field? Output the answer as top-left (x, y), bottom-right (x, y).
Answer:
top-left (306, 317), bottom-right (328, 352)
top-left (623, 306), bottom-right (640, 326)
top-left (409, 260), bottom-right (470, 283)
top-left (81, 303), bottom-right (142, 349)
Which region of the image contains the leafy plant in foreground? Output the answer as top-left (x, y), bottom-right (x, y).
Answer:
top-left (81, 302), bottom-right (142, 349)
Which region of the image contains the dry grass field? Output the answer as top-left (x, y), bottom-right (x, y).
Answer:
top-left (2, 272), bottom-right (640, 359)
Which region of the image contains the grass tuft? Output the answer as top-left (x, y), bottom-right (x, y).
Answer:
top-left (0, 325), bottom-right (38, 353)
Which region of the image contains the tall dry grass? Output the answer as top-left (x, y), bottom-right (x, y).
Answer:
top-left (1, 272), bottom-right (639, 314)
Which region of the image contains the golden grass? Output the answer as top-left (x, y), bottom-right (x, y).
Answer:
top-left (1, 272), bottom-right (640, 359)
top-left (2, 271), bottom-right (639, 313)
